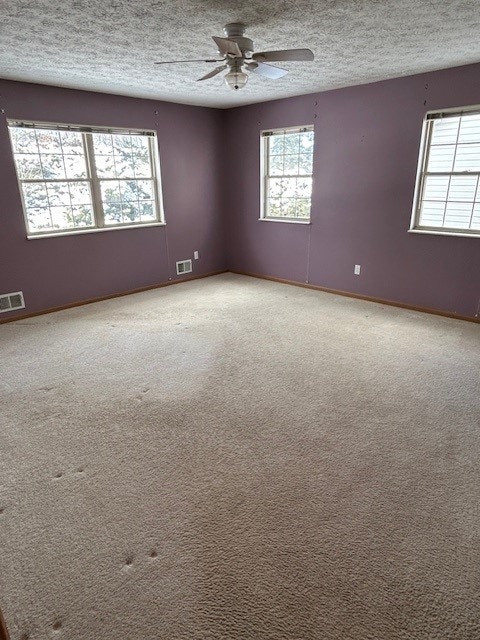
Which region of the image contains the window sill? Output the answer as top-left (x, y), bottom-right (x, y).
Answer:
top-left (259, 217), bottom-right (311, 225)
top-left (27, 222), bottom-right (166, 240)
top-left (408, 228), bottom-right (479, 239)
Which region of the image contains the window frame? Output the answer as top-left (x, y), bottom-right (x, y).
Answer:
top-left (8, 119), bottom-right (165, 239)
top-left (410, 105), bottom-right (480, 239)
top-left (260, 124), bottom-right (314, 224)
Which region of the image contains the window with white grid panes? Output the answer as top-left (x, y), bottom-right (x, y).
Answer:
top-left (8, 121), bottom-right (164, 236)
top-left (411, 108), bottom-right (480, 236)
top-left (261, 126), bottom-right (314, 222)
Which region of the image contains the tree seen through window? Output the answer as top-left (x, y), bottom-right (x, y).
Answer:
top-left (262, 126), bottom-right (314, 221)
top-left (9, 123), bottom-right (162, 235)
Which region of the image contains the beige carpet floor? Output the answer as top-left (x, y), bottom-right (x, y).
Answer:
top-left (0, 273), bottom-right (479, 640)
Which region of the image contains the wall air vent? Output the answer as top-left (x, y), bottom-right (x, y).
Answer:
top-left (0, 291), bottom-right (25, 313)
top-left (176, 259), bottom-right (193, 275)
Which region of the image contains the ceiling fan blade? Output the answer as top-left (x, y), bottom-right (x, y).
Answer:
top-left (154, 58), bottom-right (223, 65)
top-left (252, 48), bottom-right (314, 63)
top-left (248, 61), bottom-right (288, 80)
top-left (212, 36), bottom-right (242, 58)
top-left (197, 65), bottom-right (227, 81)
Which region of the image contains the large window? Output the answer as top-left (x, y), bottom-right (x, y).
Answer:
top-left (411, 108), bottom-right (480, 237)
top-left (8, 121), bottom-right (164, 237)
top-left (261, 125), bottom-right (314, 222)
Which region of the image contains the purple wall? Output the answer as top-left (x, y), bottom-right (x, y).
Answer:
top-left (0, 80), bottom-right (226, 319)
top-left (1, 64), bottom-right (479, 321)
top-left (224, 63), bottom-right (480, 319)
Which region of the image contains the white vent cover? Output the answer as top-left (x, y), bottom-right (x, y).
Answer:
top-left (0, 291), bottom-right (25, 313)
top-left (176, 259), bottom-right (192, 275)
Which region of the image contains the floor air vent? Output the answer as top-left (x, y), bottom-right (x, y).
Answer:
top-left (176, 259), bottom-right (192, 275)
top-left (0, 291), bottom-right (25, 313)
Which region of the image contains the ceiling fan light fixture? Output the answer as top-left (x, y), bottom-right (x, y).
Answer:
top-left (224, 69), bottom-right (248, 90)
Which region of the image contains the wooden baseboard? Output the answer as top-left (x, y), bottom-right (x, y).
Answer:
top-left (0, 607), bottom-right (10, 640)
top-left (2, 269), bottom-right (478, 325)
top-left (230, 270), bottom-right (480, 324)
top-left (0, 270), bottom-right (227, 324)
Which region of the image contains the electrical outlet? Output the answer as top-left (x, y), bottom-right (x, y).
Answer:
top-left (193, 250), bottom-right (199, 260)
top-left (354, 264), bottom-right (361, 275)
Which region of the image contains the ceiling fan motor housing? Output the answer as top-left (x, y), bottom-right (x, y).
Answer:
top-left (222, 22), bottom-right (253, 56)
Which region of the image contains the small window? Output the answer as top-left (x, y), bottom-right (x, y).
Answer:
top-left (8, 121), bottom-right (164, 237)
top-left (260, 125), bottom-right (314, 222)
top-left (411, 108), bottom-right (480, 237)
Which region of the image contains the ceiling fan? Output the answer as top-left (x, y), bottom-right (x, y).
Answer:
top-left (154, 23), bottom-right (314, 90)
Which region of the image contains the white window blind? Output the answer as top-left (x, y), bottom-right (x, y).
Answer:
top-left (411, 109), bottom-right (480, 236)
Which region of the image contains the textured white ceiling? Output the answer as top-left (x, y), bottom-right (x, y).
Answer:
top-left (1, 0), bottom-right (480, 108)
